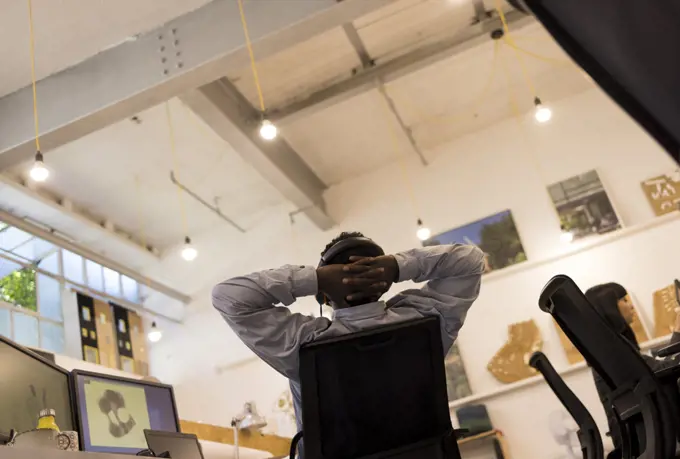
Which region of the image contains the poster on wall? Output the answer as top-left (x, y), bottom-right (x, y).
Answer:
top-left (547, 170), bottom-right (621, 240)
top-left (424, 209), bottom-right (527, 273)
top-left (641, 173), bottom-right (680, 216)
top-left (444, 344), bottom-right (472, 402)
top-left (653, 284), bottom-right (678, 337)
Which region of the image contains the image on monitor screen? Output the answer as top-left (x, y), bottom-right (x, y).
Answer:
top-left (73, 371), bottom-right (179, 454)
top-left (0, 335), bottom-right (74, 436)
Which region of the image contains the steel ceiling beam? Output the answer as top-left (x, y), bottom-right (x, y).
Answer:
top-left (180, 79), bottom-right (335, 231)
top-left (0, 0), bottom-right (397, 170)
top-left (270, 10), bottom-right (533, 125)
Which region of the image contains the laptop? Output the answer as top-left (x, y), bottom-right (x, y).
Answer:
top-left (144, 430), bottom-right (204, 459)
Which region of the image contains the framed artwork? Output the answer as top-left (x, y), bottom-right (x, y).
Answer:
top-left (424, 210), bottom-right (527, 272)
top-left (641, 173), bottom-right (680, 216)
top-left (444, 344), bottom-right (472, 402)
top-left (547, 170), bottom-right (621, 240)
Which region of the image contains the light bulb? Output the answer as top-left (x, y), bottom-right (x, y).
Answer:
top-left (259, 119), bottom-right (278, 140)
top-left (181, 236), bottom-right (198, 261)
top-left (416, 219), bottom-right (431, 241)
top-left (533, 97), bottom-right (552, 123)
top-left (30, 151), bottom-right (49, 182)
top-left (147, 322), bottom-right (162, 343)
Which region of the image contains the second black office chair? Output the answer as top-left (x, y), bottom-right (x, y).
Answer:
top-left (538, 275), bottom-right (680, 459)
top-left (530, 351), bottom-right (604, 459)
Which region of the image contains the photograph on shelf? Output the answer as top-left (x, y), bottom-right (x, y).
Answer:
top-left (641, 172), bottom-right (680, 217)
top-left (444, 344), bottom-right (472, 402)
top-left (423, 209), bottom-right (527, 273)
top-left (547, 169), bottom-right (621, 241)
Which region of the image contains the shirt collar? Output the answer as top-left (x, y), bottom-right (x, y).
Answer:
top-left (332, 301), bottom-right (387, 321)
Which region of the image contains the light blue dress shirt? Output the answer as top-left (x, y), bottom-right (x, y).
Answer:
top-left (212, 243), bottom-right (485, 455)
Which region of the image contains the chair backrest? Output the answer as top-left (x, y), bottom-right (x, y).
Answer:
top-left (298, 317), bottom-right (459, 459)
top-left (538, 275), bottom-right (676, 459)
top-left (530, 351), bottom-right (603, 459)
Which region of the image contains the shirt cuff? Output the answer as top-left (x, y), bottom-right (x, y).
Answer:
top-left (394, 252), bottom-right (418, 283)
top-left (291, 265), bottom-right (318, 298)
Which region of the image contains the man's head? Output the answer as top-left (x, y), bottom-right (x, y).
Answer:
top-left (317, 232), bottom-right (385, 308)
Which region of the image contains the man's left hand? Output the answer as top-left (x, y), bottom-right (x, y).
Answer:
top-left (341, 255), bottom-right (399, 302)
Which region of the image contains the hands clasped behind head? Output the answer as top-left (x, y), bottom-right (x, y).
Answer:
top-left (317, 255), bottom-right (398, 306)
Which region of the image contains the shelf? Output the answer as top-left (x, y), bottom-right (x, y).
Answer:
top-left (448, 333), bottom-right (674, 410)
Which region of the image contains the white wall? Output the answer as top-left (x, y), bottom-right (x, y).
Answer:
top-left (148, 87), bottom-right (679, 456)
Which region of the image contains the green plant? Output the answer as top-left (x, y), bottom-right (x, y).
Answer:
top-left (0, 268), bottom-right (37, 311)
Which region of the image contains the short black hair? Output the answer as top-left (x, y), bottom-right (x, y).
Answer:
top-left (321, 231), bottom-right (365, 257)
top-left (321, 232), bottom-right (383, 267)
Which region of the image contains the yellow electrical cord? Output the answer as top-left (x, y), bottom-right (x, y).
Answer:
top-left (134, 175), bottom-right (153, 291)
top-left (494, 0), bottom-right (536, 97)
top-left (237, 0), bottom-right (266, 113)
top-left (498, 45), bottom-right (548, 183)
top-left (165, 102), bottom-right (189, 238)
top-left (27, 0), bottom-right (41, 152)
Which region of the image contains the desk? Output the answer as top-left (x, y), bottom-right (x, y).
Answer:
top-left (457, 430), bottom-right (510, 459)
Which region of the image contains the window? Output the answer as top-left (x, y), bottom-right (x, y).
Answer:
top-left (40, 321), bottom-right (65, 353)
top-left (0, 268), bottom-right (37, 311)
top-left (38, 251), bottom-right (60, 275)
top-left (12, 238), bottom-right (55, 262)
top-left (121, 276), bottom-right (139, 303)
top-left (37, 274), bottom-right (62, 321)
top-left (0, 309), bottom-right (9, 338)
top-left (103, 267), bottom-right (121, 297)
top-left (63, 250), bottom-right (84, 284)
top-left (0, 227), bottom-right (32, 251)
top-left (86, 260), bottom-right (104, 291)
top-left (13, 312), bottom-right (39, 348)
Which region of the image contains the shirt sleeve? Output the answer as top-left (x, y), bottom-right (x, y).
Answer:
top-left (212, 265), bottom-right (330, 380)
top-left (386, 244), bottom-right (485, 353)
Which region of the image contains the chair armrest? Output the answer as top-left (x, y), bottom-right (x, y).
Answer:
top-left (654, 341), bottom-right (680, 358)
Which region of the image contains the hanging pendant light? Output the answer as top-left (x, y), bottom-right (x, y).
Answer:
top-left (416, 219), bottom-right (431, 241)
top-left (147, 322), bottom-right (163, 343)
top-left (181, 236), bottom-right (198, 261)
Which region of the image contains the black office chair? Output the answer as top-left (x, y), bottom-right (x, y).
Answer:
top-left (538, 275), bottom-right (680, 459)
top-left (296, 316), bottom-right (461, 459)
top-left (529, 351), bottom-right (604, 459)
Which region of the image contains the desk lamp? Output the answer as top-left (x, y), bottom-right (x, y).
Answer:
top-left (231, 402), bottom-right (267, 459)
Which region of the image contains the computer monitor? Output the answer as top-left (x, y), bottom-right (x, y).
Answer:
top-left (0, 335), bottom-right (75, 436)
top-left (72, 370), bottom-right (180, 454)
top-left (144, 430), bottom-right (204, 459)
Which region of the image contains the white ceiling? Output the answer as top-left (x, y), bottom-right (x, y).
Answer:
top-left (8, 98), bottom-right (285, 250)
top-left (280, 21), bottom-right (593, 184)
top-left (0, 0), bottom-right (596, 297)
top-left (0, 0), bottom-right (212, 98)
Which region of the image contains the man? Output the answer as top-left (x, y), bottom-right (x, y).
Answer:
top-left (212, 232), bottom-right (484, 453)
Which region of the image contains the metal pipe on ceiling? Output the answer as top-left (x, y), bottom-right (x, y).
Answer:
top-left (169, 171), bottom-right (246, 233)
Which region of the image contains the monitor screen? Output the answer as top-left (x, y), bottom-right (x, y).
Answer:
top-left (0, 336), bottom-right (74, 436)
top-left (73, 371), bottom-right (179, 454)
top-left (144, 430), bottom-right (204, 459)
